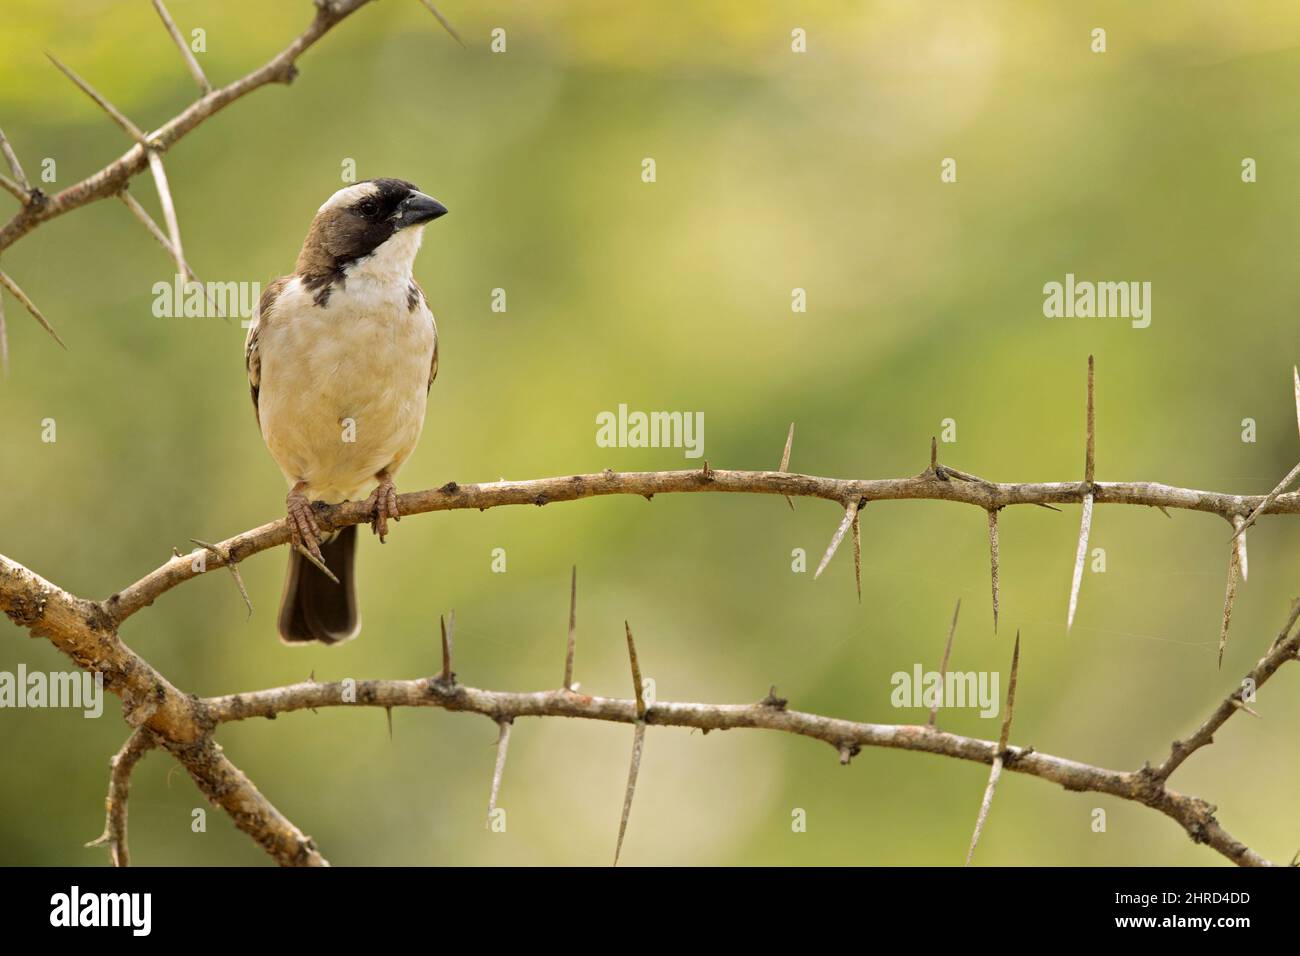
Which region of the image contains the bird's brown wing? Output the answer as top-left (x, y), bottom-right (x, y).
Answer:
top-left (409, 278), bottom-right (438, 391)
top-left (245, 275), bottom-right (290, 427)
top-left (429, 333), bottom-right (438, 391)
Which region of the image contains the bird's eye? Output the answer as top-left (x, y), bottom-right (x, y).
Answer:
top-left (357, 200), bottom-right (378, 218)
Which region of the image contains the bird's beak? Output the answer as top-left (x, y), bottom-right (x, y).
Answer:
top-left (395, 192), bottom-right (448, 229)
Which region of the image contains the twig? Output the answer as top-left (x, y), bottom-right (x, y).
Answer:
top-left (6, 348), bottom-right (1299, 866)
top-left (191, 608), bottom-right (1288, 868)
top-left (2, 0), bottom-right (375, 256)
top-left (102, 465), bottom-right (1300, 627)
top-left (0, 0), bottom-right (380, 360)
top-left (0, 555), bottom-right (327, 866)
top-left (1151, 598), bottom-right (1300, 783)
top-left (85, 729), bottom-right (155, 867)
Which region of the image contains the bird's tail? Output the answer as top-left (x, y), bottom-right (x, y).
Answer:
top-left (277, 525), bottom-right (360, 644)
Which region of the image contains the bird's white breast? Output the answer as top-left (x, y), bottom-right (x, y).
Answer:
top-left (255, 269), bottom-right (436, 503)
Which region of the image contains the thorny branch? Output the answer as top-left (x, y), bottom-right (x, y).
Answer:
top-left (85, 728), bottom-right (155, 868)
top-left (0, 0), bottom-right (460, 364)
top-left (89, 356), bottom-right (1298, 676)
top-left (0, 554), bottom-right (327, 866)
top-left (2, 504), bottom-right (1296, 866)
top-left (11, 0), bottom-right (1280, 873)
top-left (198, 592), bottom-right (1297, 869)
top-left (5, 359), bottom-right (1300, 864)
top-left (102, 465), bottom-right (1300, 632)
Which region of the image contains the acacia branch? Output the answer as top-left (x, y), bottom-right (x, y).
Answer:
top-left (1151, 598), bottom-right (1300, 783)
top-left (88, 359), bottom-right (1295, 632)
top-left (17, 3), bottom-right (1279, 869)
top-left (103, 466), bottom-right (1300, 624)
top-left (86, 728), bottom-right (155, 867)
top-left (200, 606), bottom-right (1292, 868)
top-left (7, 356), bottom-right (1300, 863)
top-left (0, 0), bottom-right (384, 360)
top-left (0, 555), bottom-right (326, 866)
top-left (0, 0), bottom-right (464, 364)
top-left (5, 525), bottom-right (1296, 865)
top-left (0, 0), bottom-right (374, 253)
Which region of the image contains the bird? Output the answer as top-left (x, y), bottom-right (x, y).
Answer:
top-left (244, 178), bottom-right (448, 644)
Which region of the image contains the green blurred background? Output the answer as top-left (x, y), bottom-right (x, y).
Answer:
top-left (3, 0), bottom-right (1300, 866)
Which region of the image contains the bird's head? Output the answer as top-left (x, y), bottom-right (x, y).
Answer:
top-left (296, 178), bottom-right (447, 284)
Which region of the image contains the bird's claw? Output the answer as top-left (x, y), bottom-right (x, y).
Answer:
top-left (287, 491), bottom-right (324, 564)
top-left (366, 475), bottom-right (400, 543)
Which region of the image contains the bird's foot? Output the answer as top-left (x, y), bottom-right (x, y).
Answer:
top-left (365, 472), bottom-right (400, 543)
top-left (286, 485), bottom-right (324, 563)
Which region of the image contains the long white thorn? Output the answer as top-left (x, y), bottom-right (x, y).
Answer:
top-left (152, 0), bottom-right (213, 94)
top-left (1293, 365), bottom-right (1300, 440)
top-left (1232, 516), bottom-right (1248, 582)
top-left (0, 126), bottom-right (31, 191)
top-left (486, 720), bottom-right (512, 826)
top-left (614, 723), bottom-right (646, 866)
top-left (0, 270), bottom-right (66, 349)
top-left (815, 500), bottom-right (860, 579)
top-left (1066, 493), bottom-right (1093, 632)
top-left (146, 151), bottom-right (185, 271)
top-left (1219, 541), bottom-right (1241, 670)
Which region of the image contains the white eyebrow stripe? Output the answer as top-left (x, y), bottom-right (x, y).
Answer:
top-left (317, 181), bottom-right (380, 214)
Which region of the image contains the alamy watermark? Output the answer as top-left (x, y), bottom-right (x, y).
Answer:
top-left (50, 886), bottom-right (150, 936)
top-left (151, 274), bottom-right (261, 322)
top-left (1043, 273), bottom-right (1151, 328)
top-left (0, 666), bottom-right (103, 717)
top-left (891, 663), bottom-right (1000, 718)
top-left (596, 404), bottom-right (705, 459)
